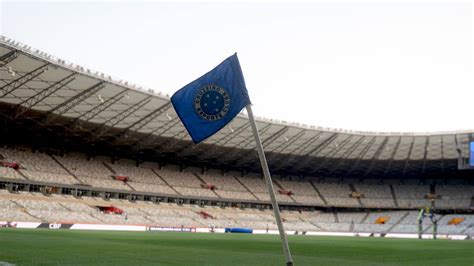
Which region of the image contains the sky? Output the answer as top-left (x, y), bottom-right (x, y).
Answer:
top-left (0, 0), bottom-right (473, 133)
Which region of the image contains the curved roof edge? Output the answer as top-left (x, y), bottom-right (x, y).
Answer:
top-left (2, 35), bottom-right (473, 137)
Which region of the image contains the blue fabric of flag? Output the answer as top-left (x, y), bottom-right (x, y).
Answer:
top-left (171, 53), bottom-right (251, 143)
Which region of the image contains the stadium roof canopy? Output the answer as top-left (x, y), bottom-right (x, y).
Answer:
top-left (0, 36), bottom-right (472, 178)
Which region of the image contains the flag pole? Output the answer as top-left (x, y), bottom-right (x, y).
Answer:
top-left (245, 104), bottom-right (294, 266)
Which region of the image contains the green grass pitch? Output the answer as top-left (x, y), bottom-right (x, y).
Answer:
top-left (0, 229), bottom-right (473, 265)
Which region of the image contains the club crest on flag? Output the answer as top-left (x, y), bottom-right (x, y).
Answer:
top-left (171, 53), bottom-right (250, 143)
top-left (194, 84), bottom-right (230, 121)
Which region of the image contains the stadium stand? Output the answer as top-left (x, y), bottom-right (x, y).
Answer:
top-left (1, 152), bottom-right (474, 235)
top-left (315, 182), bottom-right (360, 207)
top-left (0, 37), bottom-right (473, 238)
top-left (1, 147), bottom-right (473, 210)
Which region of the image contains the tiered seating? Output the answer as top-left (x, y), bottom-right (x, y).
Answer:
top-left (338, 212), bottom-right (367, 223)
top-left (393, 185), bottom-right (431, 208)
top-left (310, 212), bottom-right (336, 223)
top-left (106, 161), bottom-right (163, 184)
top-left (1, 148), bottom-right (64, 174)
top-left (221, 210), bottom-right (277, 230)
top-left (199, 173), bottom-right (256, 200)
top-left (353, 223), bottom-right (392, 233)
top-left (15, 199), bottom-right (68, 211)
top-left (435, 185), bottom-right (473, 209)
top-left (236, 176), bottom-right (293, 202)
top-left (235, 176), bottom-right (266, 200)
top-left (0, 198), bottom-right (40, 221)
top-left (278, 180), bottom-right (325, 205)
top-left (315, 183), bottom-right (360, 207)
top-left (139, 205), bottom-right (205, 227)
top-left (21, 170), bottom-right (78, 185)
top-left (1, 191), bottom-right (473, 234)
top-left (79, 176), bottom-right (131, 191)
top-left (281, 211), bottom-right (320, 231)
top-left (353, 211), bottom-right (407, 233)
top-left (364, 211), bottom-right (407, 224)
top-left (320, 222), bottom-right (351, 232)
top-left (157, 169), bottom-right (201, 187)
top-left (0, 148), bottom-right (77, 184)
top-left (54, 154), bottom-right (131, 191)
top-left (108, 162), bottom-right (177, 194)
top-left (128, 182), bottom-right (176, 195)
top-left (53, 154), bottom-right (112, 179)
top-left (435, 215), bottom-right (469, 234)
top-left (0, 166), bottom-right (25, 180)
top-left (390, 211), bottom-right (429, 233)
top-left (0, 147), bottom-right (472, 209)
top-left (354, 184), bottom-right (395, 208)
top-left (157, 169), bottom-right (217, 198)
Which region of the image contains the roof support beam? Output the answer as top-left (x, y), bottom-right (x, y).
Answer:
top-left (262, 126), bottom-right (289, 147)
top-left (43, 81), bottom-right (105, 124)
top-left (15, 73), bottom-right (77, 118)
top-left (232, 126), bottom-right (289, 167)
top-left (132, 120), bottom-right (175, 148)
top-left (421, 136), bottom-right (430, 174)
top-left (156, 129), bottom-right (190, 153)
top-left (113, 102), bottom-right (171, 142)
top-left (312, 134), bottom-right (356, 173)
top-left (291, 133), bottom-right (339, 170)
top-left (69, 89), bottom-right (128, 129)
top-left (0, 50), bottom-right (18, 67)
top-left (288, 132), bottom-right (325, 155)
top-left (440, 135), bottom-right (445, 173)
top-left (92, 95), bottom-right (152, 137)
top-left (0, 64), bottom-right (49, 98)
top-left (363, 136), bottom-right (389, 176)
top-left (269, 129), bottom-right (306, 154)
top-left (383, 136), bottom-right (402, 176)
top-left (454, 134), bottom-right (463, 170)
top-left (216, 123), bottom-right (252, 146)
top-left (344, 136), bottom-right (377, 177)
top-left (327, 135), bottom-right (367, 175)
top-left (134, 119), bottom-right (183, 149)
top-left (272, 131), bottom-right (325, 171)
top-left (401, 137), bottom-right (416, 177)
top-left (181, 122), bottom-right (252, 159)
top-left (220, 124), bottom-right (273, 162)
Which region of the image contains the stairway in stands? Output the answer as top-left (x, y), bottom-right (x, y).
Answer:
top-left (102, 162), bottom-right (135, 191)
top-left (333, 210), bottom-right (339, 223)
top-left (308, 220), bottom-right (325, 231)
top-left (386, 211), bottom-right (410, 233)
top-left (151, 170), bottom-right (182, 195)
top-left (389, 185), bottom-right (399, 207)
top-left (49, 155), bottom-right (82, 184)
top-left (360, 212), bottom-right (371, 224)
top-left (194, 173), bottom-right (221, 198)
top-left (309, 181), bottom-right (328, 205)
top-left (233, 176), bottom-right (259, 201)
top-left (12, 200), bottom-right (43, 221)
top-left (272, 179), bottom-right (297, 203)
top-left (349, 184), bottom-right (363, 207)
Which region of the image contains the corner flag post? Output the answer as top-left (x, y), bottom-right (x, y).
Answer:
top-left (245, 104), bottom-right (294, 266)
top-left (171, 53), bottom-right (293, 265)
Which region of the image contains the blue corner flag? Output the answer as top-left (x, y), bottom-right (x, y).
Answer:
top-left (171, 53), bottom-right (251, 143)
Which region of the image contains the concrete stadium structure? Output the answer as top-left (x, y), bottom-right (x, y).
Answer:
top-left (0, 36), bottom-right (473, 237)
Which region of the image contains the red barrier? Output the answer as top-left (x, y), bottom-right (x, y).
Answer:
top-left (98, 206), bottom-right (124, 214)
top-left (198, 211), bottom-right (214, 219)
top-left (278, 189), bottom-right (293, 196)
top-left (1, 161), bottom-right (20, 170)
top-left (200, 183), bottom-right (217, 190)
top-left (114, 175), bottom-right (128, 182)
